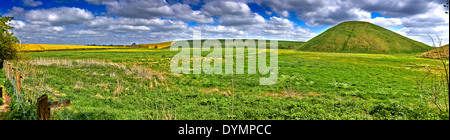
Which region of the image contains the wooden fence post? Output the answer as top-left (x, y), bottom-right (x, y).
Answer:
top-left (4, 62), bottom-right (7, 79)
top-left (16, 71), bottom-right (22, 94)
top-left (10, 67), bottom-right (14, 81)
top-left (5, 63), bottom-right (10, 80)
top-left (8, 64), bottom-right (12, 80)
top-left (37, 94), bottom-right (50, 120)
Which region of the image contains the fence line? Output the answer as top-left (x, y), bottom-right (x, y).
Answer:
top-left (2, 60), bottom-right (89, 120)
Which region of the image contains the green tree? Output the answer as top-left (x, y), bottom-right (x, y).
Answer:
top-left (1, 14), bottom-right (19, 67)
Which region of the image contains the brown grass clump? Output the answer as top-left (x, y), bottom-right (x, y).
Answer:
top-left (73, 80), bottom-right (84, 89)
top-left (200, 88), bottom-right (231, 96)
top-left (262, 91), bottom-right (323, 98)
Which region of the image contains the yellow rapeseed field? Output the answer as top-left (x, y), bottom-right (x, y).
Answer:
top-left (19, 44), bottom-right (124, 52)
top-left (139, 41), bottom-right (173, 49)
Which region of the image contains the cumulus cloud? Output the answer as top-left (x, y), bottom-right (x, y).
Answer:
top-left (85, 16), bottom-right (187, 33)
top-left (397, 3), bottom-right (449, 45)
top-left (7, 7), bottom-right (190, 44)
top-left (255, 0), bottom-right (366, 26)
top-left (202, 1), bottom-right (253, 17)
top-left (22, 0), bottom-right (42, 7)
top-left (257, 17), bottom-right (317, 41)
top-left (7, 7), bottom-right (94, 26)
top-left (253, 0), bottom-right (448, 44)
top-left (254, 0), bottom-right (444, 27)
top-left (86, 0), bottom-right (214, 23)
top-left (192, 25), bottom-right (244, 38)
top-left (354, 0), bottom-right (440, 17)
top-left (362, 17), bottom-right (403, 28)
top-left (171, 4), bottom-right (214, 24)
top-left (5, 0), bottom-right (448, 45)
top-left (104, 0), bottom-right (175, 18)
top-left (202, 1), bottom-right (267, 26)
top-left (8, 20), bottom-right (26, 29)
top-left (218, 13), bottom-right (265, 26)
top-left (192, 16), bottom-right (316, 41)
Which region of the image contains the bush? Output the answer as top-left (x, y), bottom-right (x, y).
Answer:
top-left (1, 14), bottom-right (19, 66)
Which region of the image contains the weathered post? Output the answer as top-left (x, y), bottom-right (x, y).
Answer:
top-left (9, 63), bottom-right (12, 80)
top-left (0, 85), bottom-right (3, 98)
top-left (5, 62), bottom-right (10, 79)
top-left (37, 94), bottom-right (51, 120)
top-left (4, 62), bottom-right (7, 79)
top-left (11, 69), bottom-right (14, 81)
top-left (16, 71), bottom-right (22, 94)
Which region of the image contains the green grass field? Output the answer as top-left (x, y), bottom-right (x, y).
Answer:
top-left (4, 44), bottom-right (447, 120)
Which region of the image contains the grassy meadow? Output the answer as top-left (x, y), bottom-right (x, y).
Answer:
top-left (5, 41), bottom-right (447, 120)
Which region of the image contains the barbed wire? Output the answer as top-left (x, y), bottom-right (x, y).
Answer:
top-left (3, 60), bottom-right (89, 120)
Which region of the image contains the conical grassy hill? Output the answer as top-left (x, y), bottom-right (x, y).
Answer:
top-left (299, 21), bottom-right (432, 53)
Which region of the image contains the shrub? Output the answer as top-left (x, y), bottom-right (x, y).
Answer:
top-left (1, 14), bottom-right (19, 66)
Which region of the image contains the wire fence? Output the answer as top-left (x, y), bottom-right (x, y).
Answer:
top-left (2, 60), bottom-right (89, 120)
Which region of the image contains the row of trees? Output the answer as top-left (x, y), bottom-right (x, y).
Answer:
top-left (86, 43), bottom-right (146, 48)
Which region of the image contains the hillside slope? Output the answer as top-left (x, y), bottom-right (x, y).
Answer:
top-left (299, 21), bottom-right (432, 53)
top-left (417, 44), bottom-right (449, 59)
top-left (171, 39), bottom-right (305, 49)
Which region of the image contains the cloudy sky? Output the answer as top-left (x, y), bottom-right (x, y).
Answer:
top-left (1, 0), bottom-right (448, 45)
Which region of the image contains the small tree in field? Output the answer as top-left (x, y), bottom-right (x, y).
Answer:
top-left (418, 35), bottom-right (449, 117)
top-left (1, 14), bottom-right (19, 67)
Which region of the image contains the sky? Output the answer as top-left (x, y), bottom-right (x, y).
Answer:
top-left (0, 0), bottom-right (449, 45)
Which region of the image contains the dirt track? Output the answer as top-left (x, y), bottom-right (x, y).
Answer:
top-left (0, 88), bottom-right (10, 115)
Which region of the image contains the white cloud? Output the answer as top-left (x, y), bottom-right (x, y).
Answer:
top-left (202, 1), bottom-right (266, 26)
top-left (255, 0), bottom-right (448, 44)
top-left (171, 4), bottom-right (214, 24)
top-left (9, 10), bottom-right (192, 45)
top-left (22, 0), bottom-right (42, 7)
top-left (398, 2), bottom-right (449, 45)
top-left (267, 16), bottom-right (294, 29)
top-left (202, 1), bottom-right (253, 17)
top-left (105, 0), bottom-right (175, 18)
top-left (255, 0), bottom-right (442, 27)
top-left (88, 0), bottom-right (213, 23)
top-left (8, 20), bottom-right (26, 29)
top-left (85, 17), bottom-right (188, 33)
top-left (278, 11), bottom-right (290, 17)
top-left (51, 26), bottom-right (65, 32)
top-left (218, 13), bottom-right (266, 26)
top-left (193, 25), bottom-right (243, 36)
top-left (257, 16), bottom-right (317, 41)
top-left (8, 7), bottom-right (94, 26)
top-left (6, 7), bottom-right (26, 17)
top-left (7, 0), bottom-right (447, 45)
top-left (362, 17), bottom-right (403, 28)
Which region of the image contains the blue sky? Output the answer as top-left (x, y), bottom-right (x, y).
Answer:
top-left (1, 0), bottom-right (448, 45)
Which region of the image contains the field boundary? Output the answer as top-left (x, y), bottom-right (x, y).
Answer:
top-left (19, 47), bottom-right (130, 53)
top-left (2, 60), bottom-right (89, 120)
